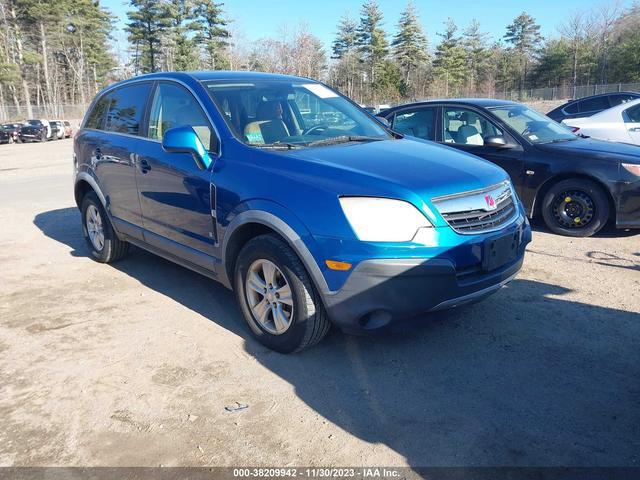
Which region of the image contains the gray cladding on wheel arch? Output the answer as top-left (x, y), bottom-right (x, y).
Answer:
top-left (220, 210), bottom-right (331, 294)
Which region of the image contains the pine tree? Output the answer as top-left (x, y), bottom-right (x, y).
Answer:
top-left (356, 0), bottom-right (389, 100)
top-left (166, 0), bottom-right (199, 71)
top-left (503, 12), bottom-right (543, 91)
top-left (332, 15), bottom-right (358, 59)
top-left (192, 0), bottom-right (230, 70)
top-left (391, 1), bottom-right (429, 91)
top-left (433, 19), bottom-right (468, 96)
top-left (462, 19), bottom-right (490, 93)
top-left (126, 0), bottom-right (171, 73)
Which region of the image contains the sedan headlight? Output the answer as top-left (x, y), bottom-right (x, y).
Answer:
top-left (339, 197), bottom-right (432, 242)
top-left (622, 163), bottom-right (640, 177)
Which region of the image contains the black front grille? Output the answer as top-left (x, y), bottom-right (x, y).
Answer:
top-left (441, 191), bottom-right (516, 233)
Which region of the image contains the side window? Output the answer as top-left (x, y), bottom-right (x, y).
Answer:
top-left (610, 94), bottom-right (638, 107)
top-left (442, 107), bottom-right (503, 146)
top-left (104, 83), bottom-right (151, 135)
top-left (578, 96), bottom-right (609, 113)
top-left (564, 102), bottom-right (579, 114)
top-left (392, 108), bottom-right (436, 141)
top-left (85, 95), bottom-right (110, 130)
top-left (623, 105), bottom-right (640, 123)
top-left (148, 83), bottom-right (217, 152)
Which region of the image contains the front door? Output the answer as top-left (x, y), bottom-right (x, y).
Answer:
top-left (135, 81), bottom-right (219, 271)
top-left (440, 106), bottom-right (525, 196)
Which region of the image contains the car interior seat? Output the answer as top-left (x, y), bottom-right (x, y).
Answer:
top-left (244, 100), bottom-right (290, 144)
top-left (457, 112), bottom-right (484, 145)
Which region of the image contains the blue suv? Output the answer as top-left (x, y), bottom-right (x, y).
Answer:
top-left (74, 71), bottom-right (531, 352)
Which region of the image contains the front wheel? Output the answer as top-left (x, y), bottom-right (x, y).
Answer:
top-left (234, 234), bottom-right (330, 353)
top-left (541, 178), bottom-right (610, 237)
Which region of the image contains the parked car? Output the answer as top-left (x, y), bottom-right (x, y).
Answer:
top-left (63, 120), bottom-right (73, 138)
top-left (2, 123), bottom-right (22, 143)
top-left (0, 128), bottom-right (11, 144)
top-left (547, 92), bottom-right (640, 122)
top-left (19, 119), bottom-right (51, 142)
top-left (74, 71), bottom-right (531, 352)
top-left (562, 98), bottom-right (640, 146)
top-left (379, 99), bottom-right (640, 237)
top-left (50, 120), bottom-right (65, 139)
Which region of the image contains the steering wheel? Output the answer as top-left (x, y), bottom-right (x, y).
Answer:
top-left (303, 124), bottom-right (330, 135)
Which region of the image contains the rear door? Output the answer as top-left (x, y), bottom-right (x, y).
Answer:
top-left (623, 103), bottom-right (640, 145)
top-left (94, 82), bottom-right (152, 238)
top-left (389, 106), bottom-right (438, 142)
top-left (439, 105), bottom-right (525, 195)
top-left (135, 81), bottom-right (219, 270)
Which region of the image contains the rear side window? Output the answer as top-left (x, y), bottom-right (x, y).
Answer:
top-left (578, 96), bottom-right (610, 113)
top-left (610, 94), bottom-right (639, 107)
top-left (85, 95), bottom-right (110, 130)
top-left (104, 83), bottom-right (151, 135)
top-left (392, 108), bottom-right (437, 141)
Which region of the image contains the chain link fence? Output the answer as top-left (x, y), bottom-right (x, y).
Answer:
top-left (1, 82), bottom-right (639, 122)
top-left (0, 104), bottom-right (89, 123)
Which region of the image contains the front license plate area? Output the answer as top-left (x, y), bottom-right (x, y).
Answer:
top-left (482, 230), bottom-right (520, 272)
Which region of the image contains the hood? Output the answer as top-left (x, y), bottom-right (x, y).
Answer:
top-left (535, 138), bottom-right (640, 163)
top-left (285, 138), bottom-right (509, 199)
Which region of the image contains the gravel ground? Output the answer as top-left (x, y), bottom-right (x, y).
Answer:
top-left (0, 139), bottom-right (639, 468)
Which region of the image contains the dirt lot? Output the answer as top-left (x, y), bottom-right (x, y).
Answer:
top-left (0, 139), bottom-right (639, 468)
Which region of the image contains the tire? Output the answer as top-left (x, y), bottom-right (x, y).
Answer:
top-left (234, 234), bottom-right (331, 353)
top-left (541, 178), bottom-right (610, 237)
top-left (40, 132), bottom-right (47, 142)
top-left (81, 191), bottom-right (129, 263)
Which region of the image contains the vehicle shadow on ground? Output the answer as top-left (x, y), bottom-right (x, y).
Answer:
top-left (35, 208), bottom-right (640, 467)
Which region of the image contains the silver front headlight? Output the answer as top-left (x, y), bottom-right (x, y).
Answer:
top-left (339, 197), bottom-right (432, 242)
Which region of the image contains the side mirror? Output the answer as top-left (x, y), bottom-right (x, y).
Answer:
top-left (375, 115), bottom-right (390, 127)
top-left (162, 125), bottom-right (212, 170)
top-left (484, 135), bottom-right (513, 149)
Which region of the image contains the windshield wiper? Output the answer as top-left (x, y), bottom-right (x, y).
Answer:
top-left (305, 135), bottom-right (386, 147)
top-left (538, 137), bottom-right (579, 144)
top-left (248, 142), bottom-right (302, 150)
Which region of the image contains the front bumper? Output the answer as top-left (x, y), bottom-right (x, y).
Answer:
top-left (616, 177), bottom-right (640, 228)
top-left (321, 220), bottom-right (531, 334)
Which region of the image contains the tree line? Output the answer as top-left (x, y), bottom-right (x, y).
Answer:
top-left (0, 0), bottom-right (639, 118)
top-left (0, 0), bottom-right (113, 117)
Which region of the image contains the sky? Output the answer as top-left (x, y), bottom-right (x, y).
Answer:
top-left (104, 0), bottom-right (634, 55)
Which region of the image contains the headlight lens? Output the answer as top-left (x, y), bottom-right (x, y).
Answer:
top-left (622, 163), bottom-right (640, 177)
top-left (339, 197), bottom-right (432, 242)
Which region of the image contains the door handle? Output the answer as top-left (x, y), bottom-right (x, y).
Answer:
top-left (139, 158), bottom-right (151, 174)
top-left (628, 127), bottom-right (640, 132)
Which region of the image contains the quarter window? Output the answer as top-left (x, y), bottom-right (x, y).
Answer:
top-left (392, 108), bottom-right (436, 141)
top-left (85, 95), bottom-right (110, 130)
top-left (104, 83), bottom-right (151, 135)
top-left (148, 83), bottom-right (216, 152)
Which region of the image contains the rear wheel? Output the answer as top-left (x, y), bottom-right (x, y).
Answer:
top-left (81, 191), bottom-right (129, 263)
top-left (541, 178), bottom-right (610, 237)
top-left (234, 234), bottom-right (330, 353)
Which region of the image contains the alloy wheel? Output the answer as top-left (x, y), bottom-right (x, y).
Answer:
top-left (245, 259), bottom-right (294, 335)
top-left (86, 205), bottom-right (105, 252)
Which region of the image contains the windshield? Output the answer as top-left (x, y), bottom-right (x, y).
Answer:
top-left (489, 105), bottom-right (577, 144)
top-left (202, 80), bottom-right (391, 148)
top-left (26, 120), bottom-right (42, 126)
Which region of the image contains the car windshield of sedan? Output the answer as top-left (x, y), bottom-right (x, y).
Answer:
top-left (489, 105), bottom-right (577, 144)
top-left (202, 80), bottom-right (391, 148)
